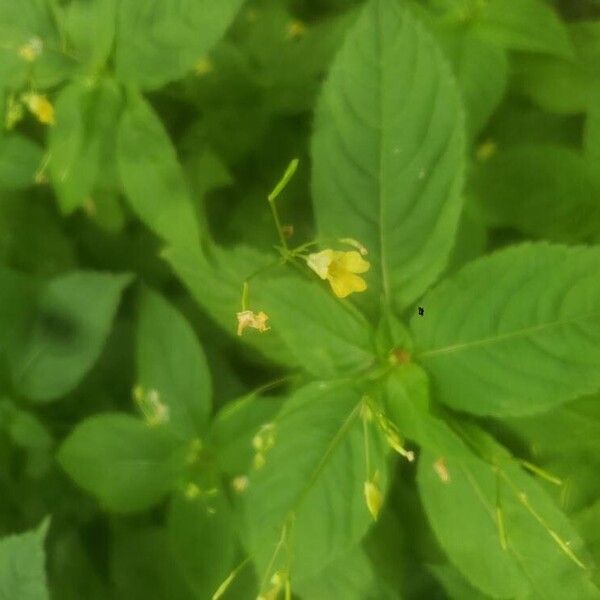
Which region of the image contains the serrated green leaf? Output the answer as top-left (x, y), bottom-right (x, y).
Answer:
top-left (0, 518), bottom-right (50, 600)
top-left (312, 0), bottom-right (465, 313)
top-left (469, 144), bottom-right (600, 243)
top-left (411, 243), bottom-right (600, 417)
top-left (417, 423), bottom-right (599, 599)
top-left (474, 0), bottom-right (573, 59)
top-left (49, 79), bottom-right (122, 214)
top-left (118, 92), bottom-right (202, 249)
top-left (8, 271), bottom-right (132, 402)
top-left (0, 135), bottom-right (43, 190)
top-left (242, 381), bottom-right (389, 584)
top-left (167, 493), bottom-right (235, 598)
top-left (115, 0), bottom-right (245, 90)
top-left (58, 413), bottom-right (186, 512)
top-left (136, 288), bottom-right (212, 438)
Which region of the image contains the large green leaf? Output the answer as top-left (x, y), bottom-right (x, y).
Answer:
top-left (115, 0), bottom-right (245, 90)
top-left (49, 79), bottom-right (122, 214)
top-left (473, 0), bottom-right (573, 59)
top-left (137, 288), bottom-right (212, 439)
top-left (469, 144), bottom-right (600, 243)
top-left (0, 519), bottom-right (49, 600)
top-left (7, 271), bottom-right (131, 402)
top-left (0, 135), bottom-right (43, 190)
top-left (411, 244), bottom-right (600, 416)
top-left (58, 413), bottom-right (187, 512)
top-left (311, 0), bottom-right (465, 312)
top-left (117, 92), bottom-right (202, 249)
top-left (242, 381), bottom-right (388, 584)
top-left (417, 423), bottom-right (599, 599)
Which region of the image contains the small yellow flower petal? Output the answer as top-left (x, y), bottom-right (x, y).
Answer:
top-left (329, 271), bottom-right (366, 298)
top-left (307, 248), bottom-right (370, 299)
top-left (236, 310), bottom-right (270, 336)
top-left (18, 37), bottom-right (43, 62)
top-left (336, 250), bottom-right (370, 274)
top-left (22, 93), bottom-right (55, 125)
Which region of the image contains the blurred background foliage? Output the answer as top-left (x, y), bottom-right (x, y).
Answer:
top-left (0, 0), bottom-right (599, 598)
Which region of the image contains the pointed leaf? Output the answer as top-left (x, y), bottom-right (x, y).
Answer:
top-left (312, 0), bottom-right (465, 312)
top-left (242, 381), bottom-right (388, 583)
top-left (417, 424), bottom-right (599, 599)
top-left (137, 288), bottom-right (212, 438)
top-left (49, 79), bottom-right (122, 214)
top-left (411, 244), bottom-right (600, 416)
top-left (118, 93), bottom-right (201, 249)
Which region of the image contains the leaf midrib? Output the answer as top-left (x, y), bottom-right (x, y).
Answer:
top-left (418, 311), bottom-right (600, 359)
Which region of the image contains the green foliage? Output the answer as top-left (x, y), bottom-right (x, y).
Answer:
top-left (469, 144), bottom-right (600, 242)
top-left (1, 0), bottom-right (600, 598)
top-left (312, 0), bottom-right (465, 312)
top-left (49, 79), bottom-right (122, 214)
top-left (136, 287), bottom-right (212, 438)
top-left (58, 413), bottom-right (187, 512)
top-left (411, 244), bottom-right (600, 416)
top-left (117, 92), bottom-right (202, 248)
top-left (241, 381), bottom-right (389, 583)
top-left (0, 519), bottom-right (49, 600)
top-left (4, 270), bottom-right (131, 401)
top-left (115, 0), bottom-right (245, 90)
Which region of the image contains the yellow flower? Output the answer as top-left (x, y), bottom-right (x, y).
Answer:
top-left (236, 310), bottom-right (270, 336)
top-left (22, 93), bottom-right (55, 125)
top-left (307, 249), bottom-right (370, 298)
top-left (18, 37), bottom-right (43, 62)
top-left (364, 479), bottom-right (383, 521)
